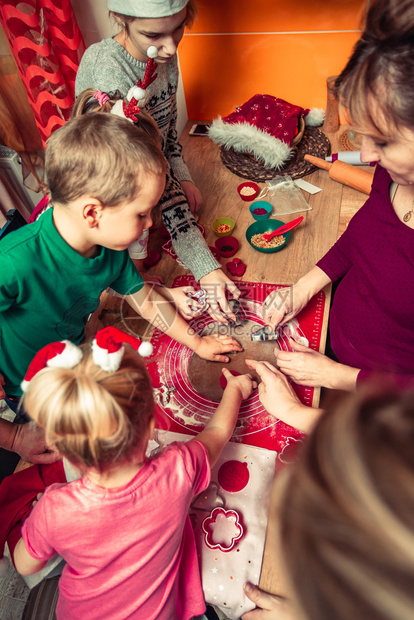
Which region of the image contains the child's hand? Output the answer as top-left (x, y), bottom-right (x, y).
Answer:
top-left (195, 334), bottom-right (242, 362)
top-left (165, 286), bottom-right (205, 320)
top-left (221, 368), bottom-right (257, 399)
top-left (199, 270), bottom-right (241, 324)
top-left (181, 180), bottom-right (203, 213)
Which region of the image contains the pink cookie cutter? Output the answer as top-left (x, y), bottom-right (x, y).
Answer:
top-left (202, 507), bottom-right (244, 552)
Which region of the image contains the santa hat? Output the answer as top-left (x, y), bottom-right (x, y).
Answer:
top-left (208, 94), bottom-right (325, 170)
top-left (107, 0), bottom-right (188, 18)
top-left (21, 328), bottom-right (153, 391)
top-left (21, 340), bottom-right (83, 392)
top-left (111, 46), bottom-right (158, 122)
top-left (91, 326), bottom-right (153, 373)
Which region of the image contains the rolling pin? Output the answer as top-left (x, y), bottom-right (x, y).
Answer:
top-left (305, 154), bottom-right (374, 195)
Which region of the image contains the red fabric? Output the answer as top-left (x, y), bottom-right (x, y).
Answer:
top-left (28, 195), bottom-right (49, 224)
top-left (0, 460), bottom-right (65, 564)
top-left (0, 1), bottom-right (86, 147)
top-left (222, 94), bottom-right (307, 146)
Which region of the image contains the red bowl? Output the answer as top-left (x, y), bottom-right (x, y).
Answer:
top-left (208, 245), bottom-right (220, 260)
top-left (158, 224), bottom-right (171, 239)
top-left (237, 182), bottom-right (259, 202)
top-left (215, 235), bottom-right (239, 257)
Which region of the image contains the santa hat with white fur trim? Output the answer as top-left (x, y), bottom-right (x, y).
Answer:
top-left (21, 340), bottom-right (83, 392)
top-left (21, 328), bottom-right (153, 391)
top-left (208, 94), bottom-right (325, 171)
top-left (91, 326), bottom-right (153, 373)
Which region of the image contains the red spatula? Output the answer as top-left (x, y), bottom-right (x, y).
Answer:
top-left (262, 216), bottom-right (304, 242)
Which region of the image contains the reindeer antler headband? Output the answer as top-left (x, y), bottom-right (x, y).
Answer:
top-left (109, 46), bottom-right (158, 123)
top-left (21, 327), bottom-right (153, 392)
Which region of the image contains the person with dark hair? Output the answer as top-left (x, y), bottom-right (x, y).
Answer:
top-left (262, 0), bottom-right (414, 393)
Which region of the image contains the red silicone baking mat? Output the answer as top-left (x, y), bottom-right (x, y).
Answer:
top-left (147, 277), bottom-right (325, 455)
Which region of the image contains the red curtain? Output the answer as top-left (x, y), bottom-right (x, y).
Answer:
top-left (0, 0), bottom-right (85, 147)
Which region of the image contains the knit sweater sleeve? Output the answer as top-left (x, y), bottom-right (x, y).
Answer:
top-left (160, 167), bottom-right (220, 281)
top-left (162, 60), bottom-right (194, 184)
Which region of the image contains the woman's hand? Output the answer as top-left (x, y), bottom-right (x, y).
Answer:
top-left (245, 359), bottom-right (300, 416)
top-left (199, 269), bottom-right (241, 323)
top-left (181, 180), bottom-right (203, 213)
top-left (275, 338), bottom-right (360, 390)
top-left (262, 285), bottom-right (308, 331)
top-left (194, 333), bottom-right (242, 363)
top-left (245, 359), bottom-right (322, 433)
top-left (262, 267), bottom-right (331, 331)
top-left (242, 583), bottom-right (298, 620)
top-left (11, 421), bottom-right (60, 464)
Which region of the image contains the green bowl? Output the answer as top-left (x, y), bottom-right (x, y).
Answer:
top-left (245, 219), bottom-right (291, 253)
top-left (249, 200), bottom-right (272, 221)
top-left (212, 217), bottom-right (235, 237)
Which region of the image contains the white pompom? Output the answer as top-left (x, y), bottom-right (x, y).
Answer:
top-left (305, 108), bottom-right (325, 127)
top-left (147, 46), bottom-right (158, 59)
top-left (138, 341), bottom-right (153, 357)
top-left (131, 87), bottom-right (146, 101)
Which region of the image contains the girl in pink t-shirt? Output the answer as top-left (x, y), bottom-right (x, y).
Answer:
top-left (13, 327), bottom-right (255, 620)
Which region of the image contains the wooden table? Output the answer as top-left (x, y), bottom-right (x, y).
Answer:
top-left (85, 120), bottom-right (368, 598)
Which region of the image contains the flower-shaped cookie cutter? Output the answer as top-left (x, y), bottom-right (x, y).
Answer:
top-left (202, 507), bottom-right (244, 552)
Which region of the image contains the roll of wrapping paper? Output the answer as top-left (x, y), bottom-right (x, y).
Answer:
top-left (304, 154), bottom-right (374, 194)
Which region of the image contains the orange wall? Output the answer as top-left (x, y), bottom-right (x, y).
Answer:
top-left (179, 0), bottom-right (369, 120)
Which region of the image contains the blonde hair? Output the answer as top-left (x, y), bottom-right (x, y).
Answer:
top-left (334, 0), bottom-right (414, 135)
top-left (110, 0), bottom-right (197, 32)
top-left (45, 113), bottom-right (166, 207)
top-left (277, 388), bottom-right (414, 620)
top-left (23, 344), bottom-right (155, 473)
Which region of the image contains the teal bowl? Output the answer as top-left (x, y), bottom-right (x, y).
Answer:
top-left (249, 200), bottom-right (272, 221)
top-left (246, 219), bottom-right (291, 253)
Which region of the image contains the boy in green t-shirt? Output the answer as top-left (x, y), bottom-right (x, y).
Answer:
top-left (0, 114), bottom-right (241, 461)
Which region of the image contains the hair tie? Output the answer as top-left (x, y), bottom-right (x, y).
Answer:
top-left (21, 327), bottom-right (153, 391)
top-left (93, 90), bottom-right (110, 106)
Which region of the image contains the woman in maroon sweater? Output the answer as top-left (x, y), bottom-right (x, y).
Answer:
top-left (260, 0), bottom-right (414, 397)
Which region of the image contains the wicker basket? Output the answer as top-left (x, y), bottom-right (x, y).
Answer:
top-left (291, 116), bottom-right (306, 147)
top-left (219, 126), bottom-right (331, 182)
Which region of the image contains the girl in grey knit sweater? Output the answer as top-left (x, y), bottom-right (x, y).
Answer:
top-left (75, 0), bottom-right (240, 323)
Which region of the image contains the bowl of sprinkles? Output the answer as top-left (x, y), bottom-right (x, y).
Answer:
top-left (246, 219), bottom-right (291, 253)
top-left (237, 181), bottom-right (259, 202)
top-left (215, 235), bottom-right (239, 257)
top-left (212, 217), bottom-right (235, 237)
top-left (249, 200), bottom-right (272, 221)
